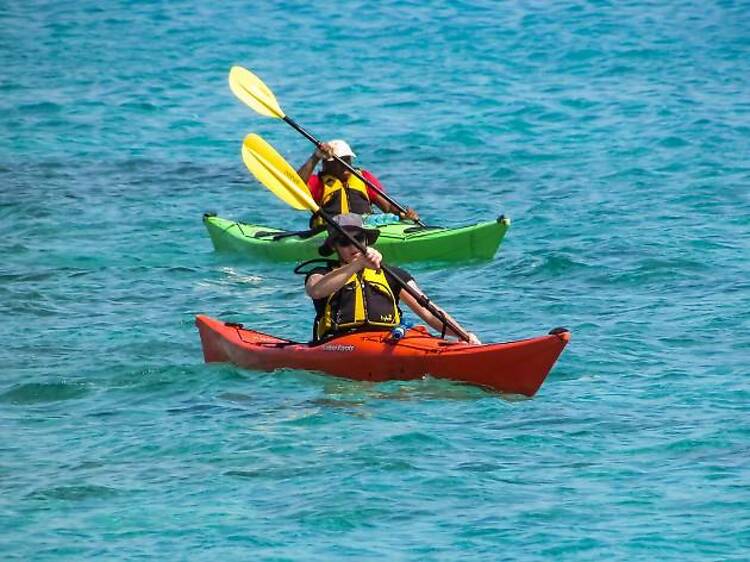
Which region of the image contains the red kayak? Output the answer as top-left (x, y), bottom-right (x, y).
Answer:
top-left (196, 315), bottom-right (570, 396)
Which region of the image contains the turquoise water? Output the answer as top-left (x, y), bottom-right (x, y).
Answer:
top-left (2, 0), bottom-right (749, 559)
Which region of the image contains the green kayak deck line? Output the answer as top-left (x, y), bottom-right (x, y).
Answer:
top-left (203, 213), bottom-right (510, 263)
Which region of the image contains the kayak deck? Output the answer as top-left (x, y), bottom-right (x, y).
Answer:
top-left (196, 315), bottom-right (569, 396)
top-left (203, 213), bottom-right (510, 263)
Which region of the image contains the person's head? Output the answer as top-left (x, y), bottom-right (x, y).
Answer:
top-left (320, 139), bottom-right (356, 181)
top-left (318, 213), bottom-right (379, 263)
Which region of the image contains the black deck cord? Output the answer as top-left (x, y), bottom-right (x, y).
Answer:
top-left (403, 224), bottom-right (443, 233)
top-left (226, 322), bottom-right (298, 348)
top-left (254, 227), bottom-right (325, 240)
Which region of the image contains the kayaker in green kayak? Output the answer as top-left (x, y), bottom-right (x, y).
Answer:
top-left (304, 213), bottom-right (480, 344)
top-left (296, 140), bottom-right (420, 229)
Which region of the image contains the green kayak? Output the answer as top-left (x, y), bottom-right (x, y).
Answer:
top-left (203, 213), bottom-right (510, 263)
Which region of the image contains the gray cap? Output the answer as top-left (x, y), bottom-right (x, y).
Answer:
top-left (318, 213), bottom-right (380, 257)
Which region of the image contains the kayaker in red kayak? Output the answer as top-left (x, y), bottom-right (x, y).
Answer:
top-left (304, 213), bottom-right (480, 344)
top-left (296, 140), bottom-right (420, 228)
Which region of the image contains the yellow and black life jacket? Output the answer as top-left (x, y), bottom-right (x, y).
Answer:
top-left (310, 172), bottom-right (372, 229)
top-left (314, 267), bottom-right (401, 340)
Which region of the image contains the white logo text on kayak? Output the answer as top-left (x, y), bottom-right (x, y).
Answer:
top-left (322, 344), bottom-right (355, 352)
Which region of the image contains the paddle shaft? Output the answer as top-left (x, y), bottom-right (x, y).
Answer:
top-left (282, 115), bottom-right (427, 227)
top-left (318, 208), bottom-right (471, 342)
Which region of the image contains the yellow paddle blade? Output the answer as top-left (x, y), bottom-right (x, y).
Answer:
top-left (241, 134), bottom-right (319, 212)
top-left (229, 66), bottom-right (286, 119)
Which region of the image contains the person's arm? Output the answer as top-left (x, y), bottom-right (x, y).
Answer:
top-left (361, 170), bottom-right (419, 220)
top-left (297, 154), bottom-right (319, 183)
top-left (306, 249), bottom-right (383, 299)
top-left (371, 193), bottom-right (420, 222)
top-left (399, 280), bottom-right (481, 344)
top-left (297, 143), bottom-right (334, 183)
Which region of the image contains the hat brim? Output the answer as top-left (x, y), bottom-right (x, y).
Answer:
top-left (324, 152), bottom-right (356, 161)
top-left (318, 226), bottom-right (379, 257)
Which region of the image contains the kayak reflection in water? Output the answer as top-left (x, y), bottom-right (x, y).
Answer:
top-left (296, 139), bottom-right (420, 229)
top-left (304, 213), bottom-right (480, 344)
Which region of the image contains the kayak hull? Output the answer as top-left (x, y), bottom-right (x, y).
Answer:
top-left (203, 214), bottom-right (510, 263)
top-left (196, 315), bottom-right (569, 396)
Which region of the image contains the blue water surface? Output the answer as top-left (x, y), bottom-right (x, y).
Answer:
top-left (1, 1), bottom-right (749, 560)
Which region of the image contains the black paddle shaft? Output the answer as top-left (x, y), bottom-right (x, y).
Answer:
top-left (317, 208), bottom-right (470, 342)
top-left (282, 115), bottom-right (427, 227)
